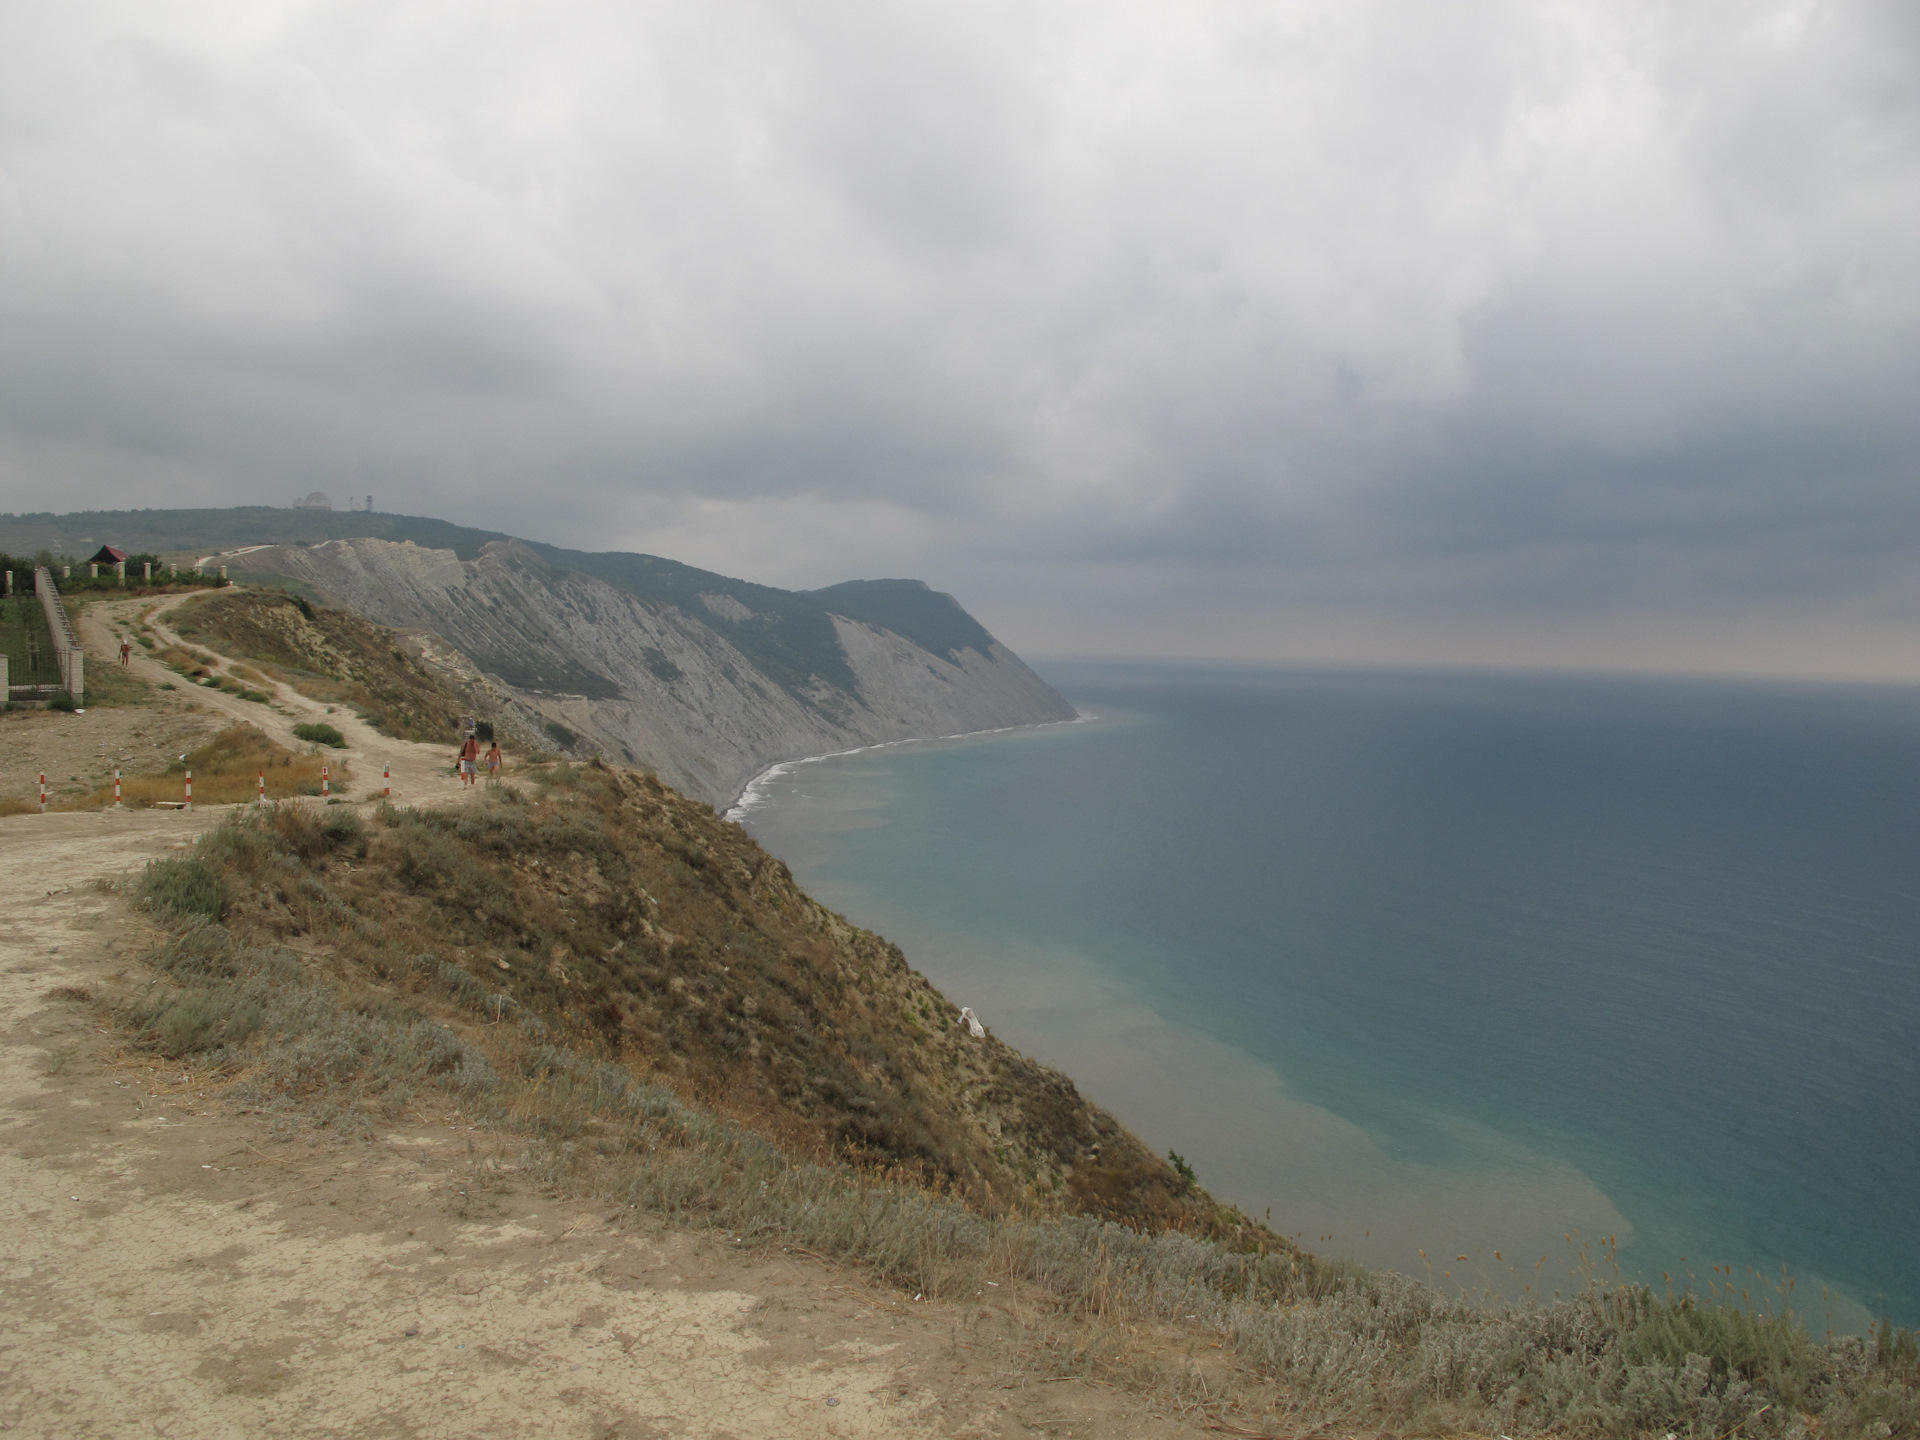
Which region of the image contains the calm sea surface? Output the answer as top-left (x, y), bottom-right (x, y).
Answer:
top-left (735, 661), bottom-right (1920, 1327)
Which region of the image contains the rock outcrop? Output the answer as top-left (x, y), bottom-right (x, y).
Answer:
top-left (237, 536), bottom-right (1075, 807)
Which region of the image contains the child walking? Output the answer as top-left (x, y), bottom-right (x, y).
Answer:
top-left (457, 733), bottom-right (481, 787)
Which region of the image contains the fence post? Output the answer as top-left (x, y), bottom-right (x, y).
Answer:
top-left (89, 563), bottom-right (98, 579)
top-left (3, 569), bottom-right (10, 595)
top-left (219, 565), bottom-right (228, 583)
top-left (0, 653), bottom-right (7, 702)
top-left (143, 562), bottom-right (152, 583)
top-left (68, 650), bottom-right (82, 707)
top-left (115, 560), bottom-right (125, 585)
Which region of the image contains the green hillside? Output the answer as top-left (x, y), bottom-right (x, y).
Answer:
top-left (807, 578), bottom-right (997, 660)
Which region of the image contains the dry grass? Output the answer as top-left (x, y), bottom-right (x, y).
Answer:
top-left (58, 723), bottom-right (351, 809)
top-left (168, 589), bottom-right (487, 744)
top-left (135, 637), bottom-right (274, 704)
top-left (140, 765), bottom-right (1234, 1236)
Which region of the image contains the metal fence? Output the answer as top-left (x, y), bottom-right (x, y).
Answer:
top-left (2, 570), bottom-right (80, 701)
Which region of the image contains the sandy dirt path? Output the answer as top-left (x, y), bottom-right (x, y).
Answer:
top-left (81, 592), bottom-right (479, 808)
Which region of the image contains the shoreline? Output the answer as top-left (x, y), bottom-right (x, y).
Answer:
top-left (723, 715), bottom-right (1090, 823)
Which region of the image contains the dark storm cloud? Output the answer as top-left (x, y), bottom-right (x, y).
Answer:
top-left (1, 1), bottom-right (1917, 672)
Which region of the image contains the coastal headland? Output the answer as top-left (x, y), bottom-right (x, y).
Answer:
top-left (1, 509), bottom-right (1913, 1437)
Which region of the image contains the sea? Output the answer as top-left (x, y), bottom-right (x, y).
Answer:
top-left (732, 659), bottom-right (1920, 1330)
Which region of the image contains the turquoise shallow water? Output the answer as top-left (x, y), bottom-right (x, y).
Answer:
top-left (736, 661), bottom-right (1920, 1327)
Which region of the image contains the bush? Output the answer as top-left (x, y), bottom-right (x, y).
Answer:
top-left (139, 856), bottom-right (229, 920)
top-left (544, 719), bottom-right (578, 748)
top-left (319, 806), bottom-right (366, 854)
top-left (49, 692), bottom-right (77, 712)
top-left (262, 804), bottom-right (367, 862)
top-left (292, 722), bottom-right (346, 748)
top-left (135, 990), bottom-right (265, 1058)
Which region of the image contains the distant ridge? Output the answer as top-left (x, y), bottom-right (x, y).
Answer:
top-left (0, 506), bottom-right (509, 560)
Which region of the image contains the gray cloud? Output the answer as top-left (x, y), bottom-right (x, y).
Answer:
top-left (2, 0), bottom-right (1917, 675)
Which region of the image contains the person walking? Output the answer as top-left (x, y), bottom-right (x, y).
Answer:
top-left (485, 739), bottom-right (503, 784)
top-left (457, 732), bottom-right (481, 787)
top-left (119, 638), bottom-right (131, 667)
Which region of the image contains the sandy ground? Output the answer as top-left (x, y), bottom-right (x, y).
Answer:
top-left (0, 605), bottom-right (1220, 1438)
top-left (0, 702), bottom-right (223, 808)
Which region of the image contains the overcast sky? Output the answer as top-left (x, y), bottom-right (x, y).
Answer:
top-left (2, 1), bottom-right (1917, 677)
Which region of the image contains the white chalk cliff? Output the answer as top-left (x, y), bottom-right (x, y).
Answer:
top-left (240, 536), bottom-right (1076, 807)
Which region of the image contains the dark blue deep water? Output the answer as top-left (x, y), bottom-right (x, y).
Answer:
top-left (738, 661), bottom-right (1920, 1326)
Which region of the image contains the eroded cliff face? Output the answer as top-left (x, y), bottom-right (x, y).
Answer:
top-left (239, 537), bottom-right (1075, 806)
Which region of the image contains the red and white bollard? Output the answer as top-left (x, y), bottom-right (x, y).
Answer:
top-left (184, 770), bottom-right (192, 812)
top-left (113, 769), bottom-right (122, 808)
top-left (258, 771), bottom-right (266, 804)
top-left (39, 772), bottom-right (46, 813)
top-left (321, 764), bottom-right (329, 799)
top-left (383, 764), bottom-right (391, 799)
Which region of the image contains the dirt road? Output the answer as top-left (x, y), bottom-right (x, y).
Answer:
top-left (82, 593), bottom-right (481, 806)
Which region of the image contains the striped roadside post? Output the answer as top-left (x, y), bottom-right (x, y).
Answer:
top-left (384, 764), bottom-right (391, 798)
top-left (39, 772), bottom-right (46, 812)
top-left (113, 770), bottom-right (122, 808)
top-left (321, 765), bottom-right (329, 799)
top-left (258, 771), bottom-right (266, 804)
top-left (185, 770), bottom-right (192, 812)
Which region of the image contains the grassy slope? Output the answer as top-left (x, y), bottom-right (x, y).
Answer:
top-left (224, 759), bottom-right (1247, 1236)
top-left (167, 589), bottom-right (489, 745)
top-left (806, 578), bottom-right (998, 659)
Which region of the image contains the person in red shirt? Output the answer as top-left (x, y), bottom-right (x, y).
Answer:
top-left (457, 733), bottom-right (480, 787)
